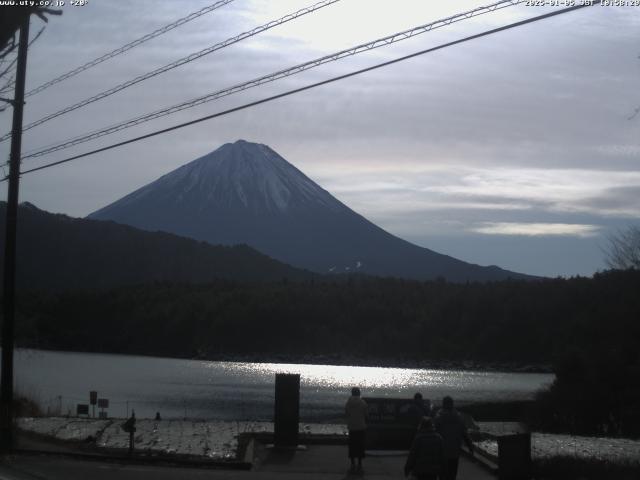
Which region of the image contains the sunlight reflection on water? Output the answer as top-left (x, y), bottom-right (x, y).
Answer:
top-left (15, 349), bottom-right (553, 420)
top-left (221, 362), bottom-right (422, 388)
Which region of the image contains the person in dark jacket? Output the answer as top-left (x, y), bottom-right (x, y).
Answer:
top-left (404, 416), bottom-right (446, 480)
top-left (434, 396), bottom-right (474, 480)
top-left (408, 392), bottom-right (432, 426)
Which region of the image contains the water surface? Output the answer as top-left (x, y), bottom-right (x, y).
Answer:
top-left (15, 349), bottom-right (553, 420)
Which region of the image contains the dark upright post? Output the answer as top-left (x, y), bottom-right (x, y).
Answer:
top-left (274, 373), bottom-right (300, 448)
top-left (122, 410), bottom-right (136, 456)
top-left (128, 430), bottom-right (134, 455)
top-left (498, 432), bottom-right (532, 480)
top-left (90, 390), bottom-right (97, 418)
top-left (0, 16), bottom-right (30, 454)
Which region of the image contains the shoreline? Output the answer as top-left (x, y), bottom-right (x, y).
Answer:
top-left (16, 346), bottom-right (553, 374)
top-left (16, 417), bottom-right (640, 468)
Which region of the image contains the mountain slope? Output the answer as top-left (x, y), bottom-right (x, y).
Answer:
top-left (89, 140), bottom-right (531, 282)
top-left (0, 202), bottom-right (311, 291)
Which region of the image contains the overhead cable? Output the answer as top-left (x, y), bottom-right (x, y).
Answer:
top-left (0, 0), bottom-right (342, 142)
top-left (23, 0), bottom-right (524, 160)
top-left (10, 2), bottom-right (597, 180)
top-left (24, 0), bottom-right (236, 98)
top-left (0, 26), bottom-right (45, 98)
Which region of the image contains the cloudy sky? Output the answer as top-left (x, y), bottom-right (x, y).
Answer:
top-left (0, 0), bottom-right (638, 277)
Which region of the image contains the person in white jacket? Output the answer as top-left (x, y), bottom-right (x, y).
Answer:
top-left (345, 387), bottom-right (368, 474)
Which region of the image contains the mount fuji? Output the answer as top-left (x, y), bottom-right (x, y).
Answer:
top-left (89, 140), bottom-right (530, 282)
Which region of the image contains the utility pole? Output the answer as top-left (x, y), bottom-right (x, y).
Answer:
top-left (1, 15), bottom-right (30, 453)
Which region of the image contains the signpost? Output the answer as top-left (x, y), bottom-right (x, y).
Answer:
top-left (122, 411), bottom-right (136, 455)
top-left (97, 398), bottom-right (109, 419)
top-left (90, 391), bottom-right (97, 418)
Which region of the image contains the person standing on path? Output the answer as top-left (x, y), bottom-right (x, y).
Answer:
top-left (404, 416), bottom-right (447, 480)
top-left (434, 396), bottom-right (474, 480)
top-left (345, 387), bottom-right (368, 474)
top-left (408, 392), bottom-right (432, 426)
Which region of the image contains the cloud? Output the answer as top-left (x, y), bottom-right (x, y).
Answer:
top-left (595, 145), bottom-right (640, 157)
top-left (470, 222), bottom-right (601, 237)
top-left (1, 1), bottom-right (639, 277)
top-left (570, 185), bottom-right (640, 218)
top-left (319, 165), bottom-right (640, 219)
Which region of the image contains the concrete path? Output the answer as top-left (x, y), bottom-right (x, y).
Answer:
top-left (255, 444), bottom-right (494, 479)
top-left (0, 447), bottom-right (495, 480)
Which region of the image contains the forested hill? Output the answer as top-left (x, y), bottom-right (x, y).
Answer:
top-left (89, 140), bottom-right (532, 282)
top-left (15, 270), bottom-right (640, 367)
top-left (0, 202), bottom-right (312, 290)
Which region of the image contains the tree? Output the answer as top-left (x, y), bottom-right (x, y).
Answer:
top-left (605, 226), bottom-right (640, 270)
top-left (0, 6), bottom-right (60, 112)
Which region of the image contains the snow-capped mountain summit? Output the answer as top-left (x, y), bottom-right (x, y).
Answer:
top-left (89, 140), bottom-right (530, 281)
top-left (119, 140), bottom-right (344, 215)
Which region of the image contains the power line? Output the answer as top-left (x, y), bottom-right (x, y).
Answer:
top-left (0, 26), bottom-right (45, 97)
top-left (24, 0), bottom-right (236, 98)
top-left (0, 57), bottom-right (18, 86)
top-left (10, 2), bottom-right (596, 181)
top-left (0, 0), bottom-right (342, 143)
top-left (22, 0), bottom-right (524, 161)
top-left (0, 76), bottom-right (16, 100)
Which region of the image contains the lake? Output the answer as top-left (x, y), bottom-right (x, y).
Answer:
top-left (15, 349), bottom-right (553, 420)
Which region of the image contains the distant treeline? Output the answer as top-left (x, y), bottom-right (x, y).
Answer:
top-left (13, 269), bottom-right (640, 435)
top-left (14, 270), bottom-right (639, 364)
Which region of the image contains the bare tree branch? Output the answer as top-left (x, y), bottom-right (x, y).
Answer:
top-left (0, 55), bottom-right (18, 81)
top-left (0, 25), bottom-right (47, 115)
top-left (604, 226), bottom-right (640, 270)
top-left (0, 36), bottom-right (17, 61)
top-left (34, 7), bottom-right (63, 23)
top-left (0, 75), bottom-right (15, 95)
